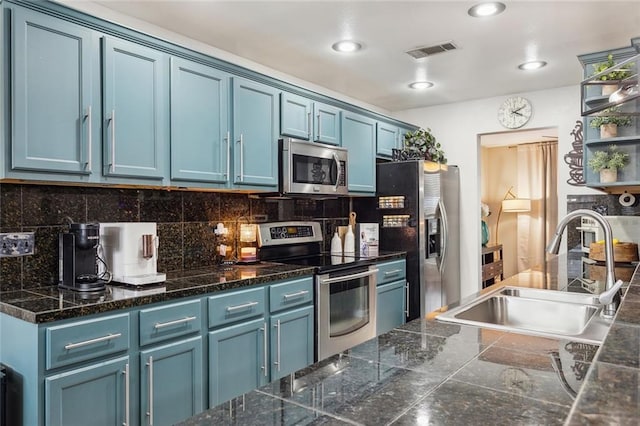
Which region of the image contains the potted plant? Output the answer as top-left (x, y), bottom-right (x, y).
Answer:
top-left (591, 54), bottom-right (633, 96)
top-left (394, 128), bottom-right (447, 163)
top-left (587, 145), bottom-right (629, 183)
top-left (589, 108), bottom-right (632, 138)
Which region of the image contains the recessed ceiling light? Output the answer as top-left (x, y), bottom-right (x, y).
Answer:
top-left (409, 81), bottom-right (434, 90)
top-left (468, 2), bottom-right (506, 17)
top-left (518, 61), bottom-right (547, 71)
top-left (332, 40), bottom-right (362, 53)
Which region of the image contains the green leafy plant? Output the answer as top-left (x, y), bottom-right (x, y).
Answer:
top-left (402, 128), bottom-right (447, 163)
top-left (589, 108), bottom-right (633, 128)
top-left (587, 145), bottom-right (629, 172)
top-left (591, 54), bottom-right (632, 81)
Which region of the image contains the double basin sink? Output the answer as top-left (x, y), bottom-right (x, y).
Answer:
top-left (436, 286), bottom-right (613, 344)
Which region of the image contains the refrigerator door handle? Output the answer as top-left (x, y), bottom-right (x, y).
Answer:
top-left (438, 199), bottom-right (448, 275)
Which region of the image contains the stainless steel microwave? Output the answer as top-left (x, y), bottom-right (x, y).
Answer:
top-left (280, 138), bottom-right (348, 196)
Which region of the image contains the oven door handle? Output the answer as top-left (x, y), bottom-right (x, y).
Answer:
top-left (320, 269), bottom-right (379, 284)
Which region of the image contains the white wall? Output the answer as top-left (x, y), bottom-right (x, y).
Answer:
top-left (394, 85), bottom-right (600, 299)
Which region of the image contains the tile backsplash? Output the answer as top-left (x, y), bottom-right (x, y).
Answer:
top-left (0, 183), bottom-right (351, 291)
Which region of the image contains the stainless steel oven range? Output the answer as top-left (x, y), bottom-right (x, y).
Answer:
top-left (257, 221), bottom-right (377, 362)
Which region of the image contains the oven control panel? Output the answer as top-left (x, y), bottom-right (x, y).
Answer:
top-left (257, 221), bottom-right (323, 246)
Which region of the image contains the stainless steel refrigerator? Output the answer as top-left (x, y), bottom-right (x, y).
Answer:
top-left (376, 161), bottom-right (460, 321)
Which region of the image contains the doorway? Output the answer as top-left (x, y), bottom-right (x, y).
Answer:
top-left (480, 127), bottom-right (558, 280)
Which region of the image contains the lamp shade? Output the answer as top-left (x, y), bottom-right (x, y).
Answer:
top-left (502, 198), bottom-right (531, 212)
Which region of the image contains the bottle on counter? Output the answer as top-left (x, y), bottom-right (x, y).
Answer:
top-left (331, 230), bottom-right (343, 264)
top-left (344, 226), bottom-right (355, 256)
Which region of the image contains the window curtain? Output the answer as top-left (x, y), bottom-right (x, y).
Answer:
top-left (516, 142), bottom-right (558, 275)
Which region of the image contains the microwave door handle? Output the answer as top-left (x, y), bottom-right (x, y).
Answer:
top-left (332, 152), bottom-right (341, 192)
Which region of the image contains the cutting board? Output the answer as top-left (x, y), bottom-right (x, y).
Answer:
top-left (589, 242), bottom-right (639, 263)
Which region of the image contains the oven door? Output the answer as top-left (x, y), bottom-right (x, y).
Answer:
top-left (281, 138), bottom-right (348, 195)
top-left (316, 265), bottom-right (378, 361)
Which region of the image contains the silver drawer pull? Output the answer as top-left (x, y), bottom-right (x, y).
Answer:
top-left (283, 290), bottom-right (309, 300)
top-left (154, 316), bottom-right (197, 329)
top-left (226, 301), bottom-right (258, 312)
top-left (64, 332), bottom-right (122, 350)
top-left (384, 269), bottom-right (402, 276)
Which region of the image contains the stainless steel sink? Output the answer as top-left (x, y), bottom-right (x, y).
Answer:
top-left (436, 286), bottom-right (612, 344)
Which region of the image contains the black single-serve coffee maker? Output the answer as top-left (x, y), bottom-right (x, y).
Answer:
top-left (59, 223), bottom-right (107, 291)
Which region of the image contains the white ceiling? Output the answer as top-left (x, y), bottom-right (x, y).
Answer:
top-left (79, 1), bottom-right (640, 112)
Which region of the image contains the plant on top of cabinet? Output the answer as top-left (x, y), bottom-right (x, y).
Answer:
top-left (589, 108), bottom-right (632, 138)
top-left (588, 145), bottom-right (629, 184)
top-left (393, 128), bottom-right (447, 163)
top-left (591, 54), bottom-right (633, 95)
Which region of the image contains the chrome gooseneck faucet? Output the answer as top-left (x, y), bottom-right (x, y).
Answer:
top-left (547, 209), bottom-right (624, 318)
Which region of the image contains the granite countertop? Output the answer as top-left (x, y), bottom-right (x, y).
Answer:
top-left (180, 255), bottom-right (640, 426)
top-left (0, 251), bottom-right (405, 324)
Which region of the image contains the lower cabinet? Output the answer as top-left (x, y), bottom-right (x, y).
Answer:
top-left (140, 337), bottom-right (204, 426)
top-left (376, 280), bottom-right (407, 335)
top-left (269, 305), bottom-right (314, 381)
top-left (45, 356), bottom-right (130, 426)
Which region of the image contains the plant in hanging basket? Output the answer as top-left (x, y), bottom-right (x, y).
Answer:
top-left (399, 128), bottom-right (447, 163)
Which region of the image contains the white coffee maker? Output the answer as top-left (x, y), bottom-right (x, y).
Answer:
top-left (99, 222), bottom-right (166, 286)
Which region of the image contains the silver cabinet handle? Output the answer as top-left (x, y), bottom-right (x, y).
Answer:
top-left (123, 363), bottom-right (130, 426)
top-left (283, 290), bottom-right (309, 300)
top-left (109, 109), bottom-right (116, 173)
top-left (316, 113), bottom-right (321, 141)
top-left (64, 332), bottom-right (122, 350)
top-left (274, 319), bottom-right (281, 372)
top-left (307, 112), bottom-right (312, 139)
top-left (84, 106), bottom-right (92, 172)
top-left (321, 269), bottom-right (379, 285)
top-left (384, 269), bottom-right (402, 277)
top-left (260, 322), bottom-right (268, 377)
top-left (154, 316), bottom-right (197, 329)
top-left (405, 281), bottom-right (410, 317)
top-left (236, 134), bottom-right (244, 182)
top-left (226, 301), bottom-right (258, 312)
top-left (146, 356), bottom-right (154, 426)
top-left (224, 131), bottom-right (230, 179)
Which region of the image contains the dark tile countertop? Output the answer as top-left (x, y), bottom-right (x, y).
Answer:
top-left (180, 255), bottom-right (640, 426)
top-left (0, 252), bottom-right (405, 324)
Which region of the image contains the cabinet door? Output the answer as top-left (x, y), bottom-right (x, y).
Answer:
top-left (45, 356), bottom-right (129, 426)
top-left (208, 318), bottom-right (268, 406)
top-left (140, 337), bottom-right (204, 426)
top-left (103, 36), bottom-right (168, 179)
top-left (314, 102), bottom-right (341, 145)
top-left (280, 92), bottom-right (312, 140)
top-left (170, 58), bottom-right (230, 184)
top-left (270, 305), bottom-right (314, 381)
top-left (232, 78), bottom-right (279, 187)
top-left (377, 123), bottom-right (399, 158)
top-left (11, 7), bottom-right (97, 174)
top-left (341, 111), bottom-right (376, 193)
top-left (376, 280), bottom-right (406, 335)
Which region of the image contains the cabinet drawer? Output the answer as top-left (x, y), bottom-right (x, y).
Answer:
top-left (269, 277), bottom-right (314, 313)
top-left (208, 286), bottom-right (266, 328)
top-left (139, 299), bottom-right (201, 346)
top-left (46, 313), bottom-right (130, 370)
top-left (377, 259), bottom-right (406, 285)
top-left (482, 260), bottom-right (503, 281)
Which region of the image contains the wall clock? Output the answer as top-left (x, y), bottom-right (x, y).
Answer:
top-left (498, 96), bottom-right (532, 129)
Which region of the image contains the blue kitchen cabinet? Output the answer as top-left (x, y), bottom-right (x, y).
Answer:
top-left (170, 58), bottom-right (231, 184)
top-left (280, 92), bottom-right (341, 145)
top-left (10, 6), bottom-right (99, 175)
top-left (208, 318), bottom-right (268, 406)
top-left (376, 122), bottom-right (400, 158)
top-left (341, 111), bottom-right (377, 193)
top-left (269, 305), bottom-right (314, 381)
top-left (232, 77), bottom-right (279, 188)
top-left (102, 36), bottom-right (169, 180)
top-left (376, 280), bottom-right (407, 335)
top-left (140, 337), bottom-right (204, 426)
top-left (45, 356), bottom-right (130, 426)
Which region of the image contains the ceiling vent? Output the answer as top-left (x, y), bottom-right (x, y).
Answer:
top-left (406, 42), bottom-right (458, 59)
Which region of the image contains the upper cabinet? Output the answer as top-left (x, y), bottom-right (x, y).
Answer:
top-left (9, 7), bottom-right (99, 176)
top-left (341, 111), bottom-right (376, 194)
top-left (102, 36), bottom-right (169, 180)
top-left (280, 92), bottom-right (341, 145)
top-left (376, 123), bottom-right (400, 158)
top-left (170, 58), bottom-right (230, 185)
top-left (232, 78), bottom-right (279, 188)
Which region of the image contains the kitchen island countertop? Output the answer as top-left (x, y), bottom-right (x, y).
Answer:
top-left (180, 255), bottom-right (640, 425)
